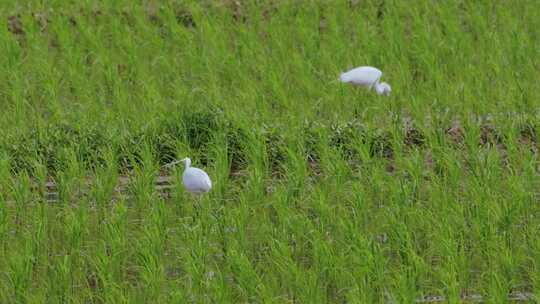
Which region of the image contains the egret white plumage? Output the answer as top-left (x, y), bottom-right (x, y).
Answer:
top-left (179, 157), bottom-right (212, 194)
top-left (339, 66), bottom-right (391, 96)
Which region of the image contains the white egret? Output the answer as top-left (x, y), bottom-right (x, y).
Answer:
top-left (178, 157), bottom-right (212, 195)
top-left (339, 66), bottom-right (391, 96)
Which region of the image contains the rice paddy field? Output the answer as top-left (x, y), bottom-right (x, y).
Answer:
top-left (1, 1), bottom-right (540, 303)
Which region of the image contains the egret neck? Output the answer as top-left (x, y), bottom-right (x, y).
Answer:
top-left (182, 158), bottom-right (192, 168)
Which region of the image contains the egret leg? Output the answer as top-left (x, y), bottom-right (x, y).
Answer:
top-left (195, 193), bottom-right (202, 212)
top-left (192, 193), bottom-right (206, 219)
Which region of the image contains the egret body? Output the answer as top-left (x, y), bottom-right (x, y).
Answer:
top-left (339, 66), bottom-right (391, 96)
top-left (180, 157), bottom-right (212, 194)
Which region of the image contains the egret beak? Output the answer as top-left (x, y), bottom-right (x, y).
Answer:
top-left (163, 159), bottom-right (182, 169)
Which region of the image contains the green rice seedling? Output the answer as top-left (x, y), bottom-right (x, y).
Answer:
top-left (85, 199), bottom-right (130, 303)
top-left (91, 147), bottom-right (120, 206)
top-left (127, 143), bottom-right (159, 209)
top-left (0, 156), bottom-right (11, 301)
top-left (0, 153), bottom-right (12, 234)
top-left (5, 238), bottom-right (34, 303)
top-left (29, 158), bottom-right (50, 202)
top-left (2, 170), bottom-right (37, 302)
top-left (46, 253), bottom-right (74, 303)
top-left (56, 148), bottom-right (88, 205)
top-left (133, 197), bottom-right (168, 302)
top-left (8, 171), bottom-right (33, 231)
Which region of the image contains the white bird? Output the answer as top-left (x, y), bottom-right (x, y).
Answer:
top-left (179, 157), bottom-right (212, 194)
top-left (339, 66), bottom-right (391, 96)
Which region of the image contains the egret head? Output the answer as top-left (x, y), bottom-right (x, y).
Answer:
top-left (376, 82), bottom-right (391, 96)
top-left (180, 157), bottom-right (191, 168)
